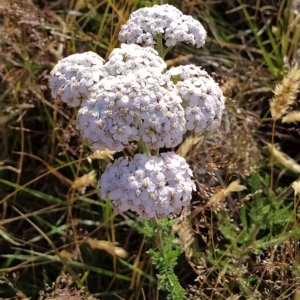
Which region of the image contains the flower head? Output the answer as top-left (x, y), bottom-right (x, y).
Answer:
top-left (166, 65), bottom-right (225, 133)
top-left (76, 69), bottom-right (186, 151)
top-left (50, 52), bottom-right (106, 107)
top-left (118, 4), bottom-right (207, 48)
top-left (99, 152), bottom-right (195, 219)
top-left (104, 43), bottom-right (167, 75)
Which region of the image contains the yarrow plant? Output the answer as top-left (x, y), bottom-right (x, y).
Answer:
top-left (49, 4), bottom-right (225, 299)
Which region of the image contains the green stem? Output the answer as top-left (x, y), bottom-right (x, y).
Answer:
top-left (156, 36), bottom-right (165, 59)
top-left (139, 140), bottom-right (151, 157)
top-left (150, 216), bottom-right (164, 255)
top-left (163, 45), bottom-right (174, 58)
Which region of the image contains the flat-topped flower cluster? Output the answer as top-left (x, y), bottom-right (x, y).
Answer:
top-left (49, 4), bottom-right (225, 219)
top-left (118, 4), bottom-right (207, 48)
top-left (100, 153), bottom-right (195, 218)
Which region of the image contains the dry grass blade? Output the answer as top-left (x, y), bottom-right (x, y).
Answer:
top-left (292, 180), bottom-right (300, 195)
top-left (11, 206), bottom-right (78, 279)
top-left (55, 249), bottom-right (73, 262)
top-left (282, 111), bottom-right (300, 123)
top-left (85, 238), bottom-right (128, 258)
top-left (208, 180), bottom-right (247, 206)
top-left (270, 63), bottom-right (300, 120)
top-left (176, 135), bottom-right (203, 158)
top-left (166, 54), bottom-right (193, 67)
top-left (172, 219), bottom-right (194, 259)
top-left (72, 170), bottom-right (97, 192)
top-left (267, 143), bottom-right (300, 173)
top-left (89, 149), bottom-right (116, 161)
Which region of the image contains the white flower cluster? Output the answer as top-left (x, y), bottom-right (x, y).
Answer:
top-left (76, 68), bottom-right (186, 151)
top-left (50, 52), bottom-right (106, 107)
top-left (49, 4), bottom-right (226, 219)
top-left (119, 4), bottom-right (207, 48)
top-left (99, 152), bottom-right (195, 219)
top-left (166, 65), bottom-right (225, 133)
top-left (104, 44), bottom-right (167, 75)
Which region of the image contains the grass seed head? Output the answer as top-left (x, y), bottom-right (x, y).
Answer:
top-left (292, 180), bottom-right (300, 196)
top-left (270, 63), bottom-right (300, 121)
top-left (89, 149), bottom-right (116, 161)
top-left (208, 179), bottom-right (247, 207)
top-left (176, 135), bottom-right (204, 159)
top-left (85, 238), bottom-right (128, 258)
top-left (282, 111), bottom-right (300, 123)
top-left (72, 170), bottom-right (97, 192)
top-left (267, 143), bottom-right (300, 173)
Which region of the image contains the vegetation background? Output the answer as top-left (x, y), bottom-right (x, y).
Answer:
top-left (1, 0), bottom-right (300, 299)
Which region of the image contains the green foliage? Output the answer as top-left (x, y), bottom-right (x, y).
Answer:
top-left (142, 218), bottom-right (174, 238)
top-left (148, 231), bottom-right (185, 300)
top-left (208, 171), bottom-right (299, 297)
top-left (138, 218), bottom-right (186, 299)
top-left (237, 0), bottom-right (299, 77)
top-left (218, 173), bottom-right (295, 250)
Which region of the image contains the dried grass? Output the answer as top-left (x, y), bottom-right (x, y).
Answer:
top-left (89, 149), bottom-right (116, 161)
top-left (292, 180), bottom-right (300, 195)
top-left (267, 143), bottom-right (300, 173)
top-left (176, 135), bottom-right (204, 159)
top-left (85, 238), bottom-right (128, 258)
top-left (71, 170), bottom-right (97, 193)
top-left (166, 54), bottom-right (193, 67)
top-left (282, 111), bottom-right (300, 123)
top-left (2, 0), bottom-right (300, 299)
top-left (38, 274), bottom-right (97, 300)
top-left (269, 64), bottom-right (300, 120)
top-left (172, 219), bottom-right (194, 259)
top-left (208, 179), bottom-right (247, 207)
